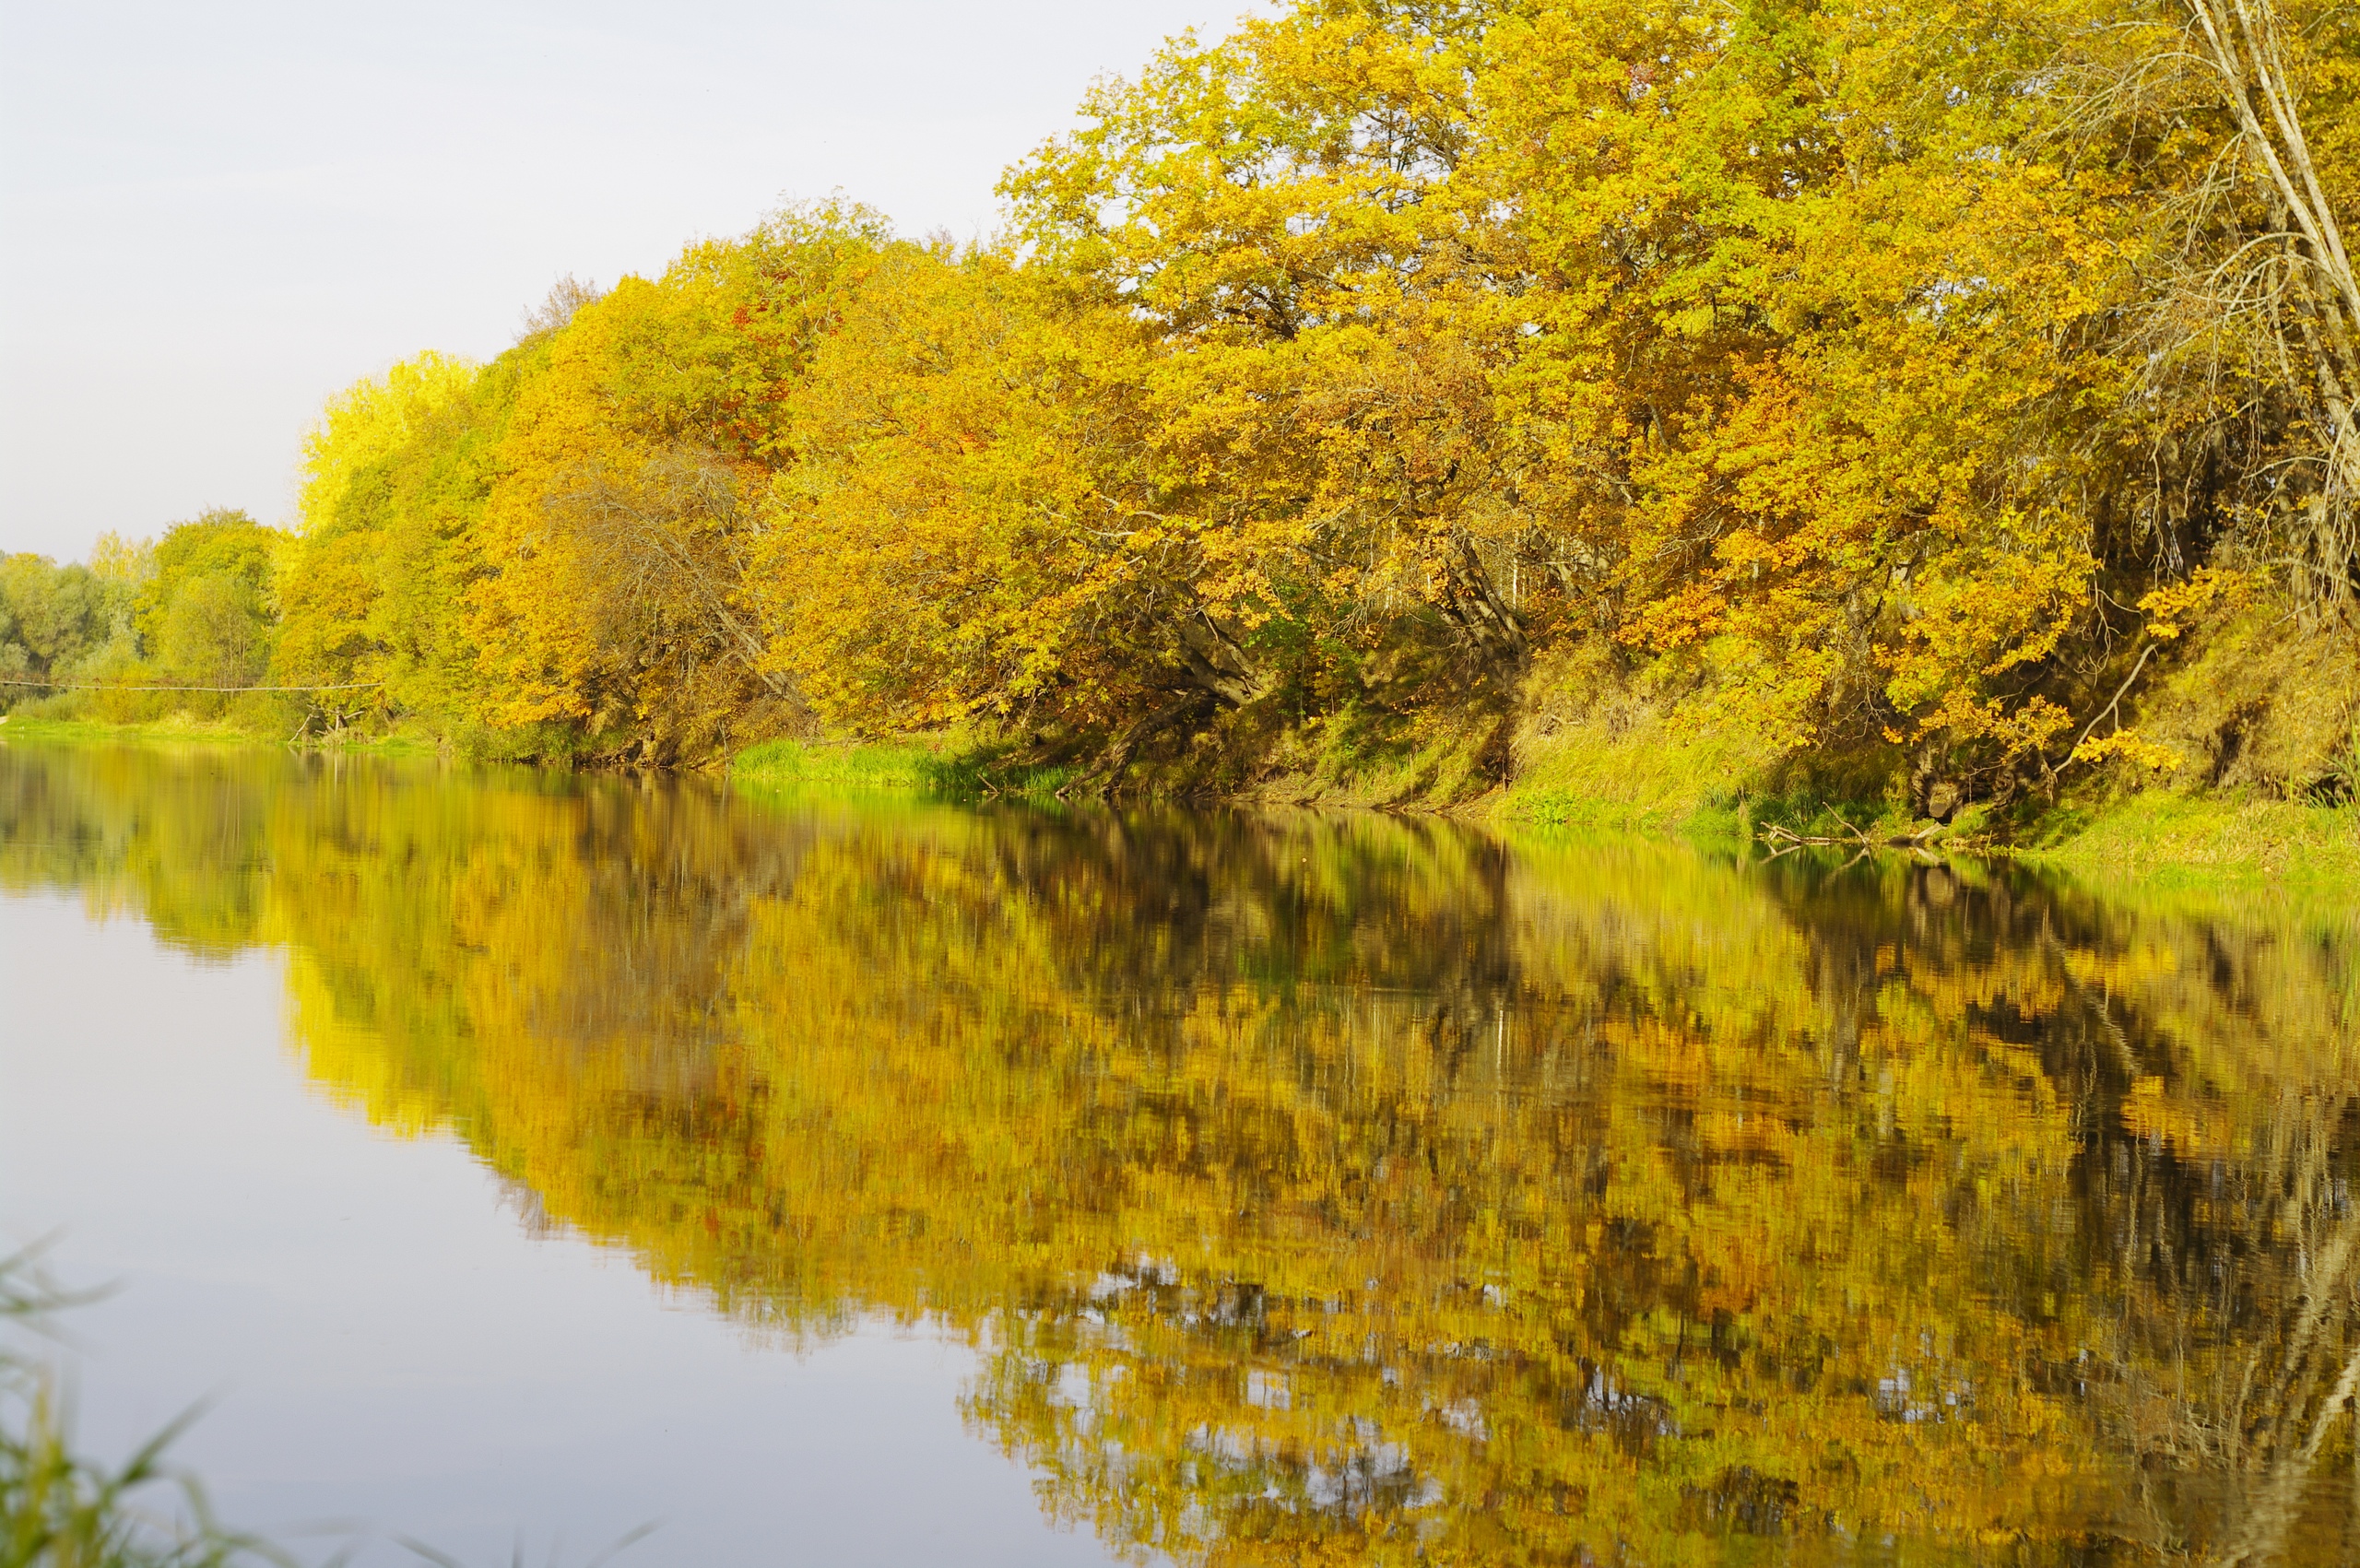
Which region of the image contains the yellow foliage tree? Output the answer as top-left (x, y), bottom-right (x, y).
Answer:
top-left (466, 206), bottom-right (889, 761)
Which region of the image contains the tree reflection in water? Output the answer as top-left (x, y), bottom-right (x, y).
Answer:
top-left (5, 741), bottom-right (2356, 1565)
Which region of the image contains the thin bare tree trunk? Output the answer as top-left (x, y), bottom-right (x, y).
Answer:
top-left (2185, 0), bottom-right (2360, 496)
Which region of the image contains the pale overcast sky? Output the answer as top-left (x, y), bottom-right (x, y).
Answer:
top-left (0, 1), bottom-right (1250, 562)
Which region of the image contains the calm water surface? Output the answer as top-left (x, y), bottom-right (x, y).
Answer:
top-left (3, 741), bottom-right (2357, 1566)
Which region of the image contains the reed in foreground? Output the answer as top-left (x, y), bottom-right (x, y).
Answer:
top-left (0, 1251), bottom-right (284, 1568)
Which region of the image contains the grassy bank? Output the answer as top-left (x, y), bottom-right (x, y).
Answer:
top-left (2018, 790), bottom-right (2360, 884)
top-left (1454, 644), bottom-right (2360, 878)
top-left (15, 707), bottom-right (2352, 882)
top-left (1493, 726), bottom-right (1768, 838)
top-left (730, 736), bottom-right (1075, 800)
top-left (725, 713), bottom-right (2360, 881)
top-left (0, 713), bottom-right (270, 749)
top-left (1492, 719), bottom-right (2359, 878)
top-left (0, 713), bottom-right (441, 757)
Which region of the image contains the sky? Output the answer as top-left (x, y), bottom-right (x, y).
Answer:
top-left (0, 0), bottom-right (1251, 563)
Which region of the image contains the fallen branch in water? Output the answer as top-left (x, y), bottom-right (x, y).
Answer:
top-left (1759, 819), bottom-right (1945, 856)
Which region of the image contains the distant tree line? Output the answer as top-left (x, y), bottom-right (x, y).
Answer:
top-left (2, 512), bottom-right (282, 720)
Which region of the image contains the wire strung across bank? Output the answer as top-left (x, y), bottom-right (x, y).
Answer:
top-left (0, 678), bottom-right (384, 693)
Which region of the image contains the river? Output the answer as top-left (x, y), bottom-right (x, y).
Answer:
top-left (2, 739), bottom-right (2355, 1565)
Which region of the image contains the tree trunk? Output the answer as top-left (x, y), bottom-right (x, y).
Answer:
top-left (1438, 534), bottom-right (1528, 674)
top-left (1174, 609), bottom-right (1268, 708)
top-left (1073, 688), bottom-right (1219, 795)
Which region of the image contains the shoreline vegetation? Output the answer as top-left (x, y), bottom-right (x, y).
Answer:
top-left (8, 711), bottom-right (2353, 882)
top-left (8, 0), bottom-right (2360, 879)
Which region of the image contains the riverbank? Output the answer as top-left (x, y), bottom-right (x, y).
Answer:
top-left (1483, 717), bottom-right (2360, 883)
top-left (2013, 791), bottom-right (2360, 883)
top-left (0, 713), bottom-right (275, 749)
top-left (726, 725), bottom-right (2360, 883)
top-left (729, 737), bottom-right (1075, 799)
top-left (10, 711), bottom-right (2353, 882)
top-left (0, 713), bottom-right (440, 757)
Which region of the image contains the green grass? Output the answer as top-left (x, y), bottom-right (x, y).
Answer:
top-left (730, 737), bottom-right (1075, 800)
top-left (1481, 701), bottom-right (2360, 882)
top-left (0, 713), bottom-right (443, 758)
top-left (1501, 748), bottom-right (2360, 879)
top-left (2018, 788), bottom-right (2360, 884)
top-left (0, 713), bottom-right (270, 749)
top-left (1493, 717), bottom-right (1777, 837)
top-left (3, 1249), bottom-right (645, 1568)
top-left (731, 738), bottom-right (942, 790)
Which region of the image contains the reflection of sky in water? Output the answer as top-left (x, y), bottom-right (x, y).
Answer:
top-left (2, 741), bottom-right (2357, 1567)
top-left (0, 892), bottom-right (1126, 1568)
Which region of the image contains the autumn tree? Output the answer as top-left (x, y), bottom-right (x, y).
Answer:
top-left (1005, 4), bottom-right (1540, 728)
top-left (759, 238), bottom-right (1316, 774)
top-left (466, 205), bottom-right (891, 762)
top-left (123, 509), bottom-right (289, 708)
top-left (273, 350), bottom-right (502, 733)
